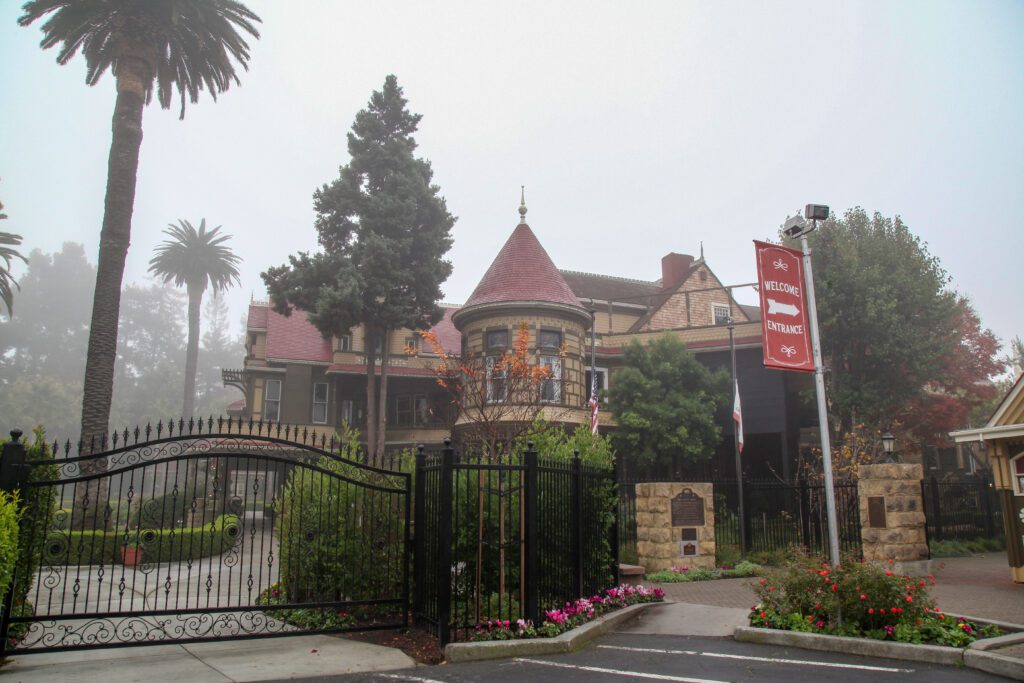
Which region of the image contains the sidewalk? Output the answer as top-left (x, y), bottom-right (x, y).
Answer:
top-left (0, 634), bottom-right (415, 682)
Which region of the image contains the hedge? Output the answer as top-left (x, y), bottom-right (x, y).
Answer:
top-left (0, 491), bottom-right (21, 598)
top-left (42, 513), bottom-right (241, 566)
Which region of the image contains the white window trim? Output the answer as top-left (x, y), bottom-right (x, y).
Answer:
top-left (263, 379), bottom-right (282, 422)
top-left (312, 382), bottom-right (329, 424)
top-left (712, 303), bottom-right (731, 325)
top-left (337, 334), bottom-right (352, 352)
top-left (540, 355), bottom-right (562, 403)
top-left (485, 356), bottom-right (507, 403)
top-left (1012, 452), bottom-right (1024, 496)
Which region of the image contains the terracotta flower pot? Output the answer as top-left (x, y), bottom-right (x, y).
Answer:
top-left (121, 546), bottom-right (142, 567)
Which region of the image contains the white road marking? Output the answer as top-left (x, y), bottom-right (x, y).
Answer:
top-left (376, 674), bottom-right (449, 683)
top-left (596, 644), bottom-right (915, 673)
top-left (513, 657), bottom-right (730, 683)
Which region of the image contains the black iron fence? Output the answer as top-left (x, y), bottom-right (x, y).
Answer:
top-left (922, 476), bottom-right (1002, 541)
top-left (619, 477), bottom-right (863, 563)
top-left (413, 441), bottom-right (616, 644)
top-left (0, 421), bottom-right (410, 655)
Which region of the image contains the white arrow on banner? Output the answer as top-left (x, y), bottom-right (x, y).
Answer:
top-left (767, 299), bottom-right (799, 317)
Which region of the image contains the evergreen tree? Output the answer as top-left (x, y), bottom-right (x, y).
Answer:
top-left (791, 208), bottom-right (961, 435)
top-left (263, 75), bottom-right (455, 461)
top-left (609, 334), bottom-right (729, 477)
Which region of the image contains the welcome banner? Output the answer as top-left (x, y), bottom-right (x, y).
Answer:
top-left (754, 240), bottom-right (814, 373)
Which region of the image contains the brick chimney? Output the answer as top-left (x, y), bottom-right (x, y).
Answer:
top-left (661, 253), bottom-right (694, 291)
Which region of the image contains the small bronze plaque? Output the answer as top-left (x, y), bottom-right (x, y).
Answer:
top-left (671, 489), bottom-right (705, 527)
top-left (867, 496), bottom-right (887, 528)
top-left (680, 528), bottom-right (698, 541)
top-left (682, 542), bottom-right (697, 556)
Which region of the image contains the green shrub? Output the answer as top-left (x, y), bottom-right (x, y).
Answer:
top-left (744, 553), bottom-right (999, 645)
top-left (1, 428), bottom-right (58, 611)
top-left (646, 560), bottom-right (762, 583)
top-left (930, 537), bottom-right (1005, 557)
top-left (276, 427), bottom-right (405, 604)
top-left (42, 514), bottom-right (240, 566)
top-left (0, 491), bottom-right (22, 599)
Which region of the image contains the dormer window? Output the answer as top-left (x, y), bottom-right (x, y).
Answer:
top-left (336, 334), bottom-right (352, 352)
top-left (713, 304), bottom-right (731, 326)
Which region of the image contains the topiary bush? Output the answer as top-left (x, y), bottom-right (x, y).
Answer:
top-left (42, 513), bottom-right (241, 566)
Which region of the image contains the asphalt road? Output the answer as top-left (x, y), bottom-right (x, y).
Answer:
top-left (281, 632), bottom-right (1010, 683)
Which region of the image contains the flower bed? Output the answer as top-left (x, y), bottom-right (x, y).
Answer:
top-left (469, 584), bottom-right (665, 641)
top-left (748, 557), bottom-right (1002, 646)
top-left (647, 560), bottom-right (760, 583)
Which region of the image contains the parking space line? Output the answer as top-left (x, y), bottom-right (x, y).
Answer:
top-left (596, 644), bottom-right (915, 673)
top-left (376, 673), bottom-right (450, 683)
top-left (513, 657), bottom-right (730, 682)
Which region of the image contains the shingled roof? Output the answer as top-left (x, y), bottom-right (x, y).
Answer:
top-left (265, 307), bottom-right (334, 363)
top-left (560, 270), bottom-right (662, 306)
top-left (461, 223), bottom-right (584, 312)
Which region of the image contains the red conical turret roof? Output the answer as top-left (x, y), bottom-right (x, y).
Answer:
top-left (461, 222), bottom-right (585, 311)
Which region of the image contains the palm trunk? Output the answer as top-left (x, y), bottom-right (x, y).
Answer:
top-left (376, 328), bottom-right (390, 464)
top-left (183, 285), bottom-right (203, 417)
top-left (365, 330), bottom-right (378, 462)
top-left (73, 54), bottom-right (150, 531)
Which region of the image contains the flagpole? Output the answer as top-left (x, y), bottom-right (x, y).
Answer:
top-left (728, 317), bottom-right (746, 558)
top-left (590, 308), bottom-right (598, 432)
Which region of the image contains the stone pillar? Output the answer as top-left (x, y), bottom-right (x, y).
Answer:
top-left (858, 463), bottom-right (930, 573)
top-left (635, 482), bottom-right (715, 572)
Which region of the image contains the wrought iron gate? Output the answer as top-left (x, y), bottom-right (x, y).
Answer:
top-left (0, 420), bottom-right (410, 654)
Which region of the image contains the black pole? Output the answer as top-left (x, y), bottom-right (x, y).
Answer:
top-left (436, 439), bottom-right (455, 645)
top-left (412, 444), bottom-right (427, 622)
top-left (523, 441), bottom-right (540, 626)
top-left (571, 450), bottom-right (583, 599)
top-left (728, 320), bottom-right (747, 557)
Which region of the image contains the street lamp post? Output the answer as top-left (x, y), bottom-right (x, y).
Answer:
top-left (881, 432), bottom-right (896, 463)
top-left (784, 204), bottom-right (841, 568)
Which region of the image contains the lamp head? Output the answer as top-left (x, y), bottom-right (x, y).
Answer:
top-left (783, 214), bottom-right (808, 238)
top-left (805, 204), bottom-right (830, 221)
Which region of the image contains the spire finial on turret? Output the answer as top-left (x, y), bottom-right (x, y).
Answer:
top-left (700, 241), bottom-right (704, 260)
top-left (518, 185), bottom-right (528, 225)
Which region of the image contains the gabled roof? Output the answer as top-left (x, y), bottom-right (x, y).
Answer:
top-left (265, 307), bottom-right (334, 363)
top-left (461, 223), bottom-right (584, 311)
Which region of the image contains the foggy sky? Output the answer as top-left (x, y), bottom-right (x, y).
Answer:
top-left (1, 0), bottom-right (1021, 352)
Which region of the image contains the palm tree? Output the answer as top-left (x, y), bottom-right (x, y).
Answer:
top-left (149, 219), bottom-right (241, 417)
top-left (19, 1), bottom-right (261, 444)
top-left (0, 199), bottom-right (29, 318)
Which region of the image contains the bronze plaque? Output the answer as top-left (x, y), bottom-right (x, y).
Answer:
top-left (867, 496), bottom-right (887, 528)
top-left (682, 542), bottom-right (697, 556)
top-left (671, 489), bottom-right (705, 527)
top-left (680, 528), bottom-right (698, 541)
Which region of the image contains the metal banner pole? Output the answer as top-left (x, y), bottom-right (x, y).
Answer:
top-left (799, 226), bottom-right (841, 567)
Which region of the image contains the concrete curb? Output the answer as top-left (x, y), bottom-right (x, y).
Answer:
top-left (733, 626), bottom-right (963, 666)
top-left (969, 629), bottom-right (1024, 651)
top-left (964, 648), bottom-right (1024, 681)
top-left (444, 602), bottom-right (657, 663)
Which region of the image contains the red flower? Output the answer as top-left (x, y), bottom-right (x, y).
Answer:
top-left (760, 611), bottom-right (767, 619)
top-left (906, 596), bottom-right (913, 603)
top-left (885, 570), bottom-right (893, 576)
top-left (880, 608), bottom-right (887, 614)
top-left (831, 584), bottom-right (838, 592)
top-left (860, 594), bottom-right (867, 601)
top-left (868, 608), bottom-right (875, 614)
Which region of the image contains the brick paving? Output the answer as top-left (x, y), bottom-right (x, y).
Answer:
top-left (929, 552), bottom-right (1024, 625)
top-left (649, 552), bottom-right (1024, 625)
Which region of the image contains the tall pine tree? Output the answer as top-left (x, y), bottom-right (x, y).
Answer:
top-left (263, 75), bottom-right (455, 460)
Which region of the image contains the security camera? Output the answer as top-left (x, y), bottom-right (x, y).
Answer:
top-left (804, 204), bottom-right (829, 221)
top-left (783, 214), bottom-right (808, 238)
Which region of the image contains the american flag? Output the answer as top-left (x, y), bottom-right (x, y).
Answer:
top-left (588, 372), bottom-right (599, 435)
top-left (733, 379), bottom-right (744, 453)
